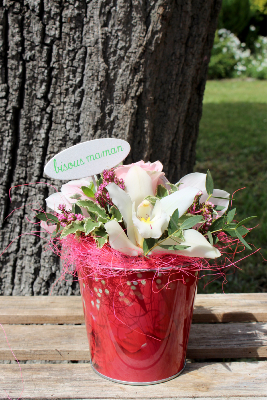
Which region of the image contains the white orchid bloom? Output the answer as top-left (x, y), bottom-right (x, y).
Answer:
top-left (105, 166), bottom-right (220, 258)
top-left (153, 229), bottom-right (221, 259)
top-left (178, 172), bottom-right (230, 216)
top-left (132, 200), bottom-right (169, 245)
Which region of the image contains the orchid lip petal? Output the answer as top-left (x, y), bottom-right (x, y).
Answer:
top-left (132, 200), bottom-right (169, 239)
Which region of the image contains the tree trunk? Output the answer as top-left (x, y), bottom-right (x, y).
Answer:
top-left (0, 0), bottom-right (221, 295)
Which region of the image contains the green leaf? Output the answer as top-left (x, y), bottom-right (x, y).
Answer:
top-left (169, 183), bottom-right (178, 192)
top-left (51, 231), bottom-right (58, 239)
top-left (110, 206), bottom-right (122, 222)
top-left (207, 231), bottom-right (213, 245)
top-left (206, 170), bottom-right (214, 196)
top-left (223, 227), bottom-right (238, 237)
top-left (211, 195), bottom-right (230, 200)
top-left (209, 216), bottom-right (226, 232)
top-left (61, 221), bottom-right (85, 238)
top-left (236, 226), bottom-right (249, 236)
top-left (172, 230), bottom-right (185, 241)
top-left (77, 200), bottom-right (109, 221)
top-left (36, 212), bottom-right (59, 223)
top-left (69, 193), bottom-right (82, 200)
top-left (81, 186), bottom-right (95, 198)
top-left (84, 219), bottom-right (102, 235)
top-left (215, 205), bottom-right (225, 211)
top-left (227, 208), bottom-right (236, 224)
top-left (56, 222), bottom-right (61, 234)
top-left (143, 238), bottom-right (157, 256)
top-left (97, 176), bottom-right (103, 188)
top-left (89, 182), bottom-right (96, 194)
top-left (97, 216), bottom-right (109, 223)
top-left (93, 226), bottom-right (108, 248)
top-left (156, 185), bottom-right (168, 198)
top-left (236, 216), bottom-right (257, 228)
top-left (72, 203), bottom-right (82, 215)
top-left (159, 244), bottom-right (191, 251)
top-left (144, 196), bottom-right (158, 206)
top-left (224, 225), bottom-right (249, 238)
top-left (168, 209), bottom-right (179, 235)
top-left (235, 230), bottom-right (252, 250)
top-left (179, 215), bottom-right (204, 230)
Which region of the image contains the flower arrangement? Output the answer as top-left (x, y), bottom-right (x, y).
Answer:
top-left (37, 160), bottom-right (254, 261)
top-left (36, 158), bottom-right (256, 384)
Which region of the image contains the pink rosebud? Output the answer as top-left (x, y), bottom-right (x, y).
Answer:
top-left (114, 161), bottom-right (165, 195)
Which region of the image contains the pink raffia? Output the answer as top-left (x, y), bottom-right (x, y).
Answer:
top-left (4, 182), bottom-right (261, 288)
top-left (59, 234), bottom-right (228, 282)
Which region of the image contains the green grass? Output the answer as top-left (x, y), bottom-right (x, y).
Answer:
top-left (196, 80), bottom-right (267, 294)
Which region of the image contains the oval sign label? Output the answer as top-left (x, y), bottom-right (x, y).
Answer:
top-left (44, 138), bottom-right (131, 180)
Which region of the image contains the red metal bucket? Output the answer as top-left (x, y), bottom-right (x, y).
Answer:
top-left (79, 268), bottom-right (198, 384)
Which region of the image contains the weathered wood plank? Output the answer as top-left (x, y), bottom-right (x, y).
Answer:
top-left (0, 323), bottom-right (266, 361)
top-left (187, 322), bottom-right (267, 359)
top-left (0, 362), bottom-right (266, 399)
top-left (0, 296), bottom-right (84, 324)
top-left (193, 293), bottom-right (267, 323)
top-left (1, 294), bottom-right (267, 324)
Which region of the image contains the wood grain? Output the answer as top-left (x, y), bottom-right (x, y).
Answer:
top-left (0, 362), bottom-right (266, 399)
top-left (0, 323), bottom-right (266, 361)
top-left (0, 296), bottom-right (84, 324)
top-left (1, 294), bottom-right (267, 324)
top-left (193, 293), bottom-right (267, 323)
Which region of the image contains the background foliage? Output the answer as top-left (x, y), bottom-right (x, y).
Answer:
top-left (209, 0), bottom-right (267, 79)
top-left (197, 80), bottom-right (267, 293)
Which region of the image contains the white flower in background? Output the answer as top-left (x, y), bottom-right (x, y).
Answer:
top-left (45, 177), bottom-right (93, 212)
top-left (41, 177), bottom-right (93, 233)
top-left (104, 166), bottom-right (221, 259)
top-left (177, 172), bottom-right (230, 217)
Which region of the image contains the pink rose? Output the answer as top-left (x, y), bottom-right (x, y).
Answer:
top-left (114, 161), bottom-right (165, 194)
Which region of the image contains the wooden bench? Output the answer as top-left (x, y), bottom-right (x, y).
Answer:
top-left (0, 294), bottom-right (267, 399)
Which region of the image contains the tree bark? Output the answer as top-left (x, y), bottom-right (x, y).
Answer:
top-left (0, 0), bottom-right (221, 295)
